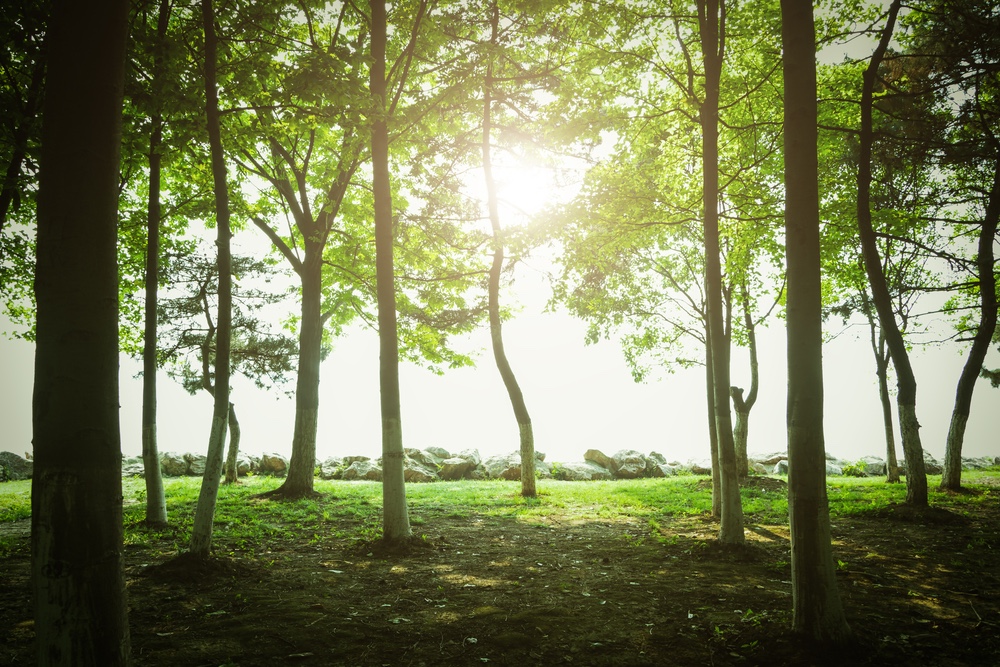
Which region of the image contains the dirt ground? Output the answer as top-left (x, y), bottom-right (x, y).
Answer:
top-left (2, 477), bottom-right (999, 666)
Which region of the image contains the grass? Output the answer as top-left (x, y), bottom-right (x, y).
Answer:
top-left (1, 470), bottom-right (996, 552)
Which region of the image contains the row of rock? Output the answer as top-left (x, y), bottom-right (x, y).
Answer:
top-left (3, 449), bottom-right (999, 483)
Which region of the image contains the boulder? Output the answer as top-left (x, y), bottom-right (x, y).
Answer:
top-left (121, 456), bottom-right (146, 477)
top-left (962, 456), bottom-right (994, 470)
top-left (425, 446), bottom-right (452, 460)
top-left (342, 455), bottom-right (371, 466)
top-left (750, 462), bottom-right (768, 475)
top-left (439, 457), bottom-right (477, 481)
top-left (755, 452), bottom-right (787, 466)
top-left (687, 459), bottom-right (712, 476)
top-left (236, 453), bottom-right (254, 477)
top-left (186, 453), bottom-right (207, 476)
top-left (612, 449), bottom-right (648, 479)
top-left (318, 457), bottom-right (343, 480)
top-left (772, 460), bottom-right (789, 475)
top-left (457, 448), bottom-right (481, 467)
top-left (0, 451), bottom-right (33, 481)
top-left (342, 459), bottom-right (382, 481)
top-left (406, 449), bottom-right (443, 470)
top-left (404, 460), bottom-right (439, 483)
top-left (159, 451), bottom-right (188, 476)
top-left (652, 463), bottom-right (679, 477)
top-left (859, 455), bottom-right (886, 476)
top-left (826, 462), bottom-right (843, 476)
top-left (552, 461), bottom-right (613, 481)
top-left (483, 453), bottom-right (523, 480)
top-left (584, 449), bottom-right (617, 473)
top-left (259, 452), bottom-right (289, 476)
top-left (922, 452), bottom-right (942, 475)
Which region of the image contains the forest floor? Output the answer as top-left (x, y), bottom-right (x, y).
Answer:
top-left (1, 472), bottom-right (999, 666)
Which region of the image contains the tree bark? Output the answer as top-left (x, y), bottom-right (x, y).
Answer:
top-left (940, 157), bottom-right (999, 490)
top-left (856, 0), bottom-right (927, 506)
top-left (731, 281), bottom-right (759, 480)
top-left (31, 0), bottom-right (131, 662)
top-left (224, 403), bottom-right (241, 484)
top-left (698, 0), bottom-right (743, 545)
top-left (371, 0), bottom-right (412, 542)
top-left (781, 0), bottom-right (852, 644)
top-left (190, 0), bottom-right (233, 558)
top-left (483, 1), bottom-right (535, 498)
top-left (141, 0), bottom-right (172, 528)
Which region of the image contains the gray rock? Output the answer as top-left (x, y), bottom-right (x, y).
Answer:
top-left (755, 452), bottom-right (787, 466)
top-left (121, 456), bottom-right (146, 477)
top-left (457, 448), bottom-right (481, 467)
top-left (772, 460), bottom-right (789, 475)
top-left (406, 449), bottom-right (443, 470)
top-left (186, 453), bottom-right (207, 476)
top-left (584, 448), bottom-right (617, 473)
top-left (342, 459), bottom-right (382, 481)
top-left (687, 459), bottom-right (712, 475)
top-left (860, 455), bottom-right (886, 476)
top-left (922, 452), bottom-right (942, 475)
top-left (159, 452), bottom-right (188, 476)
top-left (552, 461), bottom-right (613, 481)
top-left (425, 446), bottom-right (451, 460)
top-left (483, 453), bottom-right (522, 480)
top-left (236, 453), bottom-right (254, 476)
top-left (750, 462), bottom-right (768, 475)
top-left (259, 452), bottom-right (289, 476)
top-left (0, 451), bottom-right (33, 481)
top-left (653, 463), bottom-right (679, 477)
top-left (318, 457), bottom-right (343, 480)
top-left (439, 457), bottom-right (477, 481)
top-left (404, 460), bottom-right (438, 483)
top-left (612, 450), bottom-right (648, 479)
top-left (826, 462), bottom-right (843, 476)
top-left (342, 455), bottom-right (371, 466)
top-left (962, 456), bottom-right (994, 470)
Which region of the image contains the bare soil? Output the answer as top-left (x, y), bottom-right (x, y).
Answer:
top-left (2, 478), bottom-right (999, 666)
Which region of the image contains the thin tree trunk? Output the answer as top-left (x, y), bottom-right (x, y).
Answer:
top-left (224, 403), bottom-right (241, 484)
top-left (31, 0), bottom-right (131, 662)
top-left (855, 0), bottom-right (927, 506)
top-left (483, 1), bottom-right (535, 498)
top-left (698, 0), bottom-right (743, 545)
top-left (781, 0), bottom-right (852, 644)
top-left (706, 333), bottom-right (721, 519)
top-left (190, 0), bottom-right (233, 558)
top-left (869, 318), bottom-right (901, 483)
top-left (941, 157), bottom-right (999, 490)
top-left (731, 281), bottom-right (759, 480)
top-left (371, 0), bottom-right (412, 543)
top-left (140, 0), bottom-right (171, 527)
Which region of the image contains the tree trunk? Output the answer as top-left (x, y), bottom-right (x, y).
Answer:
top-left (483, 1), bottom-right (535, 499)
top-left (140, 0), bottom-right (172, 528)
top-left (855, 0), bottom-right (927, 506)
top-left (732, 281), bottom-right (759, 480)
top-left (224, 402), bottom-right (241, 484)
top-left (31, 0), bottom-right (131, 662)
top-left (941, 157), bottom-right (999, 490)
top-left (698, 0), bottom-right (743, 545)
top-left (267, 251), bottom-right (323, 498)
top-left (871, 326), bottom-right (901, 483)
top-left (190, 0), bottom-right (233, 558)
top-left (706, 334), bottom-right (721, 519)
top-left (371, 0), bottom-right (412, 543)
top-left (781, 0), bottom-right (852, 644)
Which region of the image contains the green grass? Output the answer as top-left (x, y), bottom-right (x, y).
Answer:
top-left (1, 470), bottom-right (997, 553)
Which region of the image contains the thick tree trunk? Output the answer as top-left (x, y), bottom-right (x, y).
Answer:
top-left (140, 0), bottom-right (172, 527)
top-left (268, 253), bottom-right (323, 498)
top-left (483, 2), bottom-right (535, 499)
top-left (781, 0), bottom-right (852, 643)
top-left (855, 0), bottom-right (927, 506)
top-left (190, 0), bottom-right (233, 558)
top-left (941, 157), bottom-right (999, 490)
top-left (371, 0), bottom-right (412, 542)
top-left (698, 0), bottom-right (743, 545)
top-left (31, 0), bottom-right (131, 662)
top-left (224, 403), bottom-right (241, 484)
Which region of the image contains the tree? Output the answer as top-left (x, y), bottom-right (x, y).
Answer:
top-left (371, 0), bottom-right (412, 543)
top-left (780, 0), bottom-right (852, 643)
top-left (189, 0), bottom-right (234, 558)
top-left (31, 0), bottom-right (131, 662)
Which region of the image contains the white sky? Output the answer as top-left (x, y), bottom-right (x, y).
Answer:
top-left (2, 259), bottom-right (997, 467)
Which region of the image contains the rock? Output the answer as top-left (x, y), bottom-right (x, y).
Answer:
top-left (584, 449), bottom-right (617, 473)
top-left (236, 453), bottom-right (254, 476)
top-left (457, 448), bottom-right (481, 467)
top-left (318, 457), bottom-right (343, 480)
top-left (922, 452), bottom-right (942, 475)
top-left (653, 463), bottom-right (679, 477)
top-left (186, 453), bottom-right (207, 476)
top-left (404, 460), bottom-right (438, 483)
top-left (535, 450), bottom-right (546, 462)
top-left (159, 452), bottom-right (188, 476)
top-left (826, 462), bottom-right (843, 476)
top-left (859, 455), bottom-right (886, 476)
top-left (483, 453), bottom-right (523, 480)
top-left (750, 462), bottom-right (768, 475)
top-left (0, 451), bottom-right (33, 481)
top-left (342, 459), bottom-right (382, 481)
top-left (612, 449), bottom-right (648, 479)
top-left (406, 449), bottom-right (443, 470)
top-left (259, 452), bottom-right (289, 476)
top-left (121, 456), bottom-right (146, 477)
top-left (425, 446), bottom-right (451, 460)
top-left (687, 459), bottom-right (712, 475)
top-left (342, 455), bottom-right (370, 466)
top-left (962, 456), bottom-right (994, 470)
top-left (755, 452), bottom-right (787, 466)
top-left (552, 461), bottom-right (613, 481)
top-left (772, 460), bottom-right (789, 475)
top-left (439, 457), bottom-right (477, 481)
